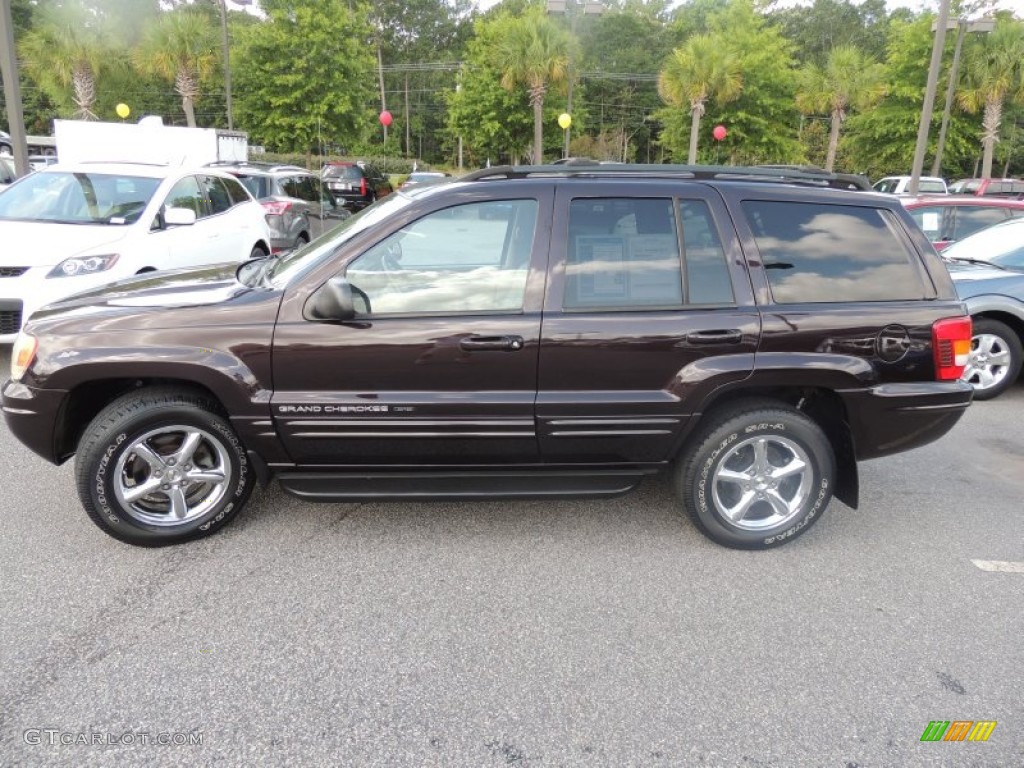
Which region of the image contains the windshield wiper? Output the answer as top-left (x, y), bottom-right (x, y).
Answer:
top-left (944, 256), bottom-right (1007, 270)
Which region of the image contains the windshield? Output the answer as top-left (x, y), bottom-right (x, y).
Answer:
top-left (268, 193), bottom-right (412, 287)
top-left (0, 171), bottom-right (161, 225)
top-left (943, 220), bottom-right (1024, 264)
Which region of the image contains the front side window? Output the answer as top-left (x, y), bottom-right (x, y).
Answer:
top-left (201, 175), bottom-right (233, 215)
top-left (345, 200), bottom-right (537, 315)
top-left (743, 200), bottom-right (926, 303)
top-left (163, 176), bottom-right (205, 218)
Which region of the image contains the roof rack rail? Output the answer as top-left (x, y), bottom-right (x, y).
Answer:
top-left (459, 163), bottom-right (872, 191)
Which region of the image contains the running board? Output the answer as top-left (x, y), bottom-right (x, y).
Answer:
top-left (277, 469), bottom-right (650, 502)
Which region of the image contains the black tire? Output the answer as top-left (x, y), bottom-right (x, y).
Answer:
top-left (676, 403), bottom-right (835, 550)
top-left (962, 318), bottom-right (1023, 401)
top-left (75, 387), bottom-right (253, 546)
top-left (250, 244), bottom-right (268, 260)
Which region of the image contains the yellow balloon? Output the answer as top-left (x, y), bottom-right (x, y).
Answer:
top-left (116, 103), bottom-right (130, 119)
top-left (558, 112), bottom-right (572, 130)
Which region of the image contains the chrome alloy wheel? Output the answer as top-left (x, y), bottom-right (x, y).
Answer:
top-left (962, 333), bottom-right (1013, 393)
top-left (113, 425), bottom-right (232, 526)
top-left (711, 435), bottom-right (813, 531)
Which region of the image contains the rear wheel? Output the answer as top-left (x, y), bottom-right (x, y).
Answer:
top-left (75, 387), bottom-right (253, 546)
top-left (961, 318), bottom-right (1022, 400)
top-left (676, 404), bottom-right (835, 549)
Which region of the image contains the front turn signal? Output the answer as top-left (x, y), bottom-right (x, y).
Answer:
top-left (11, 333), bottom-right (38, 382)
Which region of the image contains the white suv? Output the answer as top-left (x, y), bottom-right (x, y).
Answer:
top-left (872, 175), bottom-right (948, 195)
top-left (0, 161), bottom-right (271, 342)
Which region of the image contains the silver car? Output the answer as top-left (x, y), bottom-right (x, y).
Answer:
top-left (0, 156), bottom-right (15, 190)
top-left (213, 162), bottom-right (351, 254)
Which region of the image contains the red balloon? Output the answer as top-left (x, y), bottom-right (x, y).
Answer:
top-left (712, 125), bottom-right (727, 141)
top-left (379, 110), bottom-right (393, 127)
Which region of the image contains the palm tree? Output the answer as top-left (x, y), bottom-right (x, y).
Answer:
top-left (19, 7), bottom-right (106, 121)
top-left (493, 9), bottom-right (574, 165)
top-left (958, 19), bottom-right (1024, 180)
top-left (135, 9), bottom-right (218, 128)
top-left (657, 34), bottom-right (742, 165)
top-left (795, 45), bottom-right (885, 173)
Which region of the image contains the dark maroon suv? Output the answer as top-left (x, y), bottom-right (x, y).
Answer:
top-left (3, 165), bottom-right (974, 549)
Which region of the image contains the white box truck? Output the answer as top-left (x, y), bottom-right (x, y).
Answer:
top-left (54, 118), bottom-right (248, 166)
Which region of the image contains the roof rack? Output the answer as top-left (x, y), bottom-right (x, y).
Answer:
top-left (459, 163), bottom-right (872, 191)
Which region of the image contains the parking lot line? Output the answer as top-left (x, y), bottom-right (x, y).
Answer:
top-left (971, 559), bottom-right (1024, 573)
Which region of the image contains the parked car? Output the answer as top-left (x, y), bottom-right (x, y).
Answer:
top-left (0, 161), bottom-right (271, 342)
top-left (211, 161), bottom-right (351, 254)
top-left (28, 154), bottom-right (59, 172)
top-left (901, 195), bottom-right (1024, 250)
top-left (948, 178), bottom-right (1024, 197)
top-left (321, 161), bottom-right (393, 210)
top-left (0, 156), bottom-right (15, 190)
top-left (398, 171), bottom-right (450, 190)
top-left (0, 129), bottom-right (11, 156)
top-left (873, 175), bottom-right (948, 194)
top-left (3, 164), bottom-right (973, 549)
top-left (947, 260), bottom-right (1024, 399)
top-left (942, 216), bottom-right (1024, 271)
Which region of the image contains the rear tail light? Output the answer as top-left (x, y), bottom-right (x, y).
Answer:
top-left (932, 316), bottom-right (972, 380)
top-left (360, 177), bottom-right (367, 197)
top-left (262, 201), bottom-right (292, 216)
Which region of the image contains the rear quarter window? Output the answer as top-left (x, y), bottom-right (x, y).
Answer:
top-left (742, 200), bottom-right (927, 303)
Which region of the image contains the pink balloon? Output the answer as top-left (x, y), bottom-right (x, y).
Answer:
top-left (379, 110), bottom-right (393, 127)
top-left (712, 125), bottom-right (727, 141)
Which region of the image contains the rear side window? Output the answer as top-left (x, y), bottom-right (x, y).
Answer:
top-left (743, 201), bottom-right (926, 303)
top-left (234, 174), bottom-right (267, 199)
top-left (564, 198), bottom-right (683, 309)
top-left (222, 175), bottom-right (251, 205)
top-left (908, 205), bottom-right (948, 242)
top-left (955, 206), bottom-right (1011, 240)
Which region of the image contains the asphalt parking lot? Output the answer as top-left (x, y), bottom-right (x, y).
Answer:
top-left (1, 345), bottom-right (1022, 766)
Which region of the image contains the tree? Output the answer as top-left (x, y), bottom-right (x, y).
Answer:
top-left (958, 17), bottom-right (1024, 179)
top-left (492, 7), bottom-right (575, 164)
top-left (232, 0), bottom-right (376, 154)
top-left (445, 13), bottom-right (535, 165)
top-left (795, 45), bottom-right (885, 172)
top-left (19, 1), bottom-right (108, 120)
top-left (134, 7), bottom-right (218, 127)
top-left (657, 33), bottom-right (742, 164)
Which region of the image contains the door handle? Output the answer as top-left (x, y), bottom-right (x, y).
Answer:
top-left (459, 335), bottom-right (525, 351)
top-left (684, 329), bottom-right (743, 345)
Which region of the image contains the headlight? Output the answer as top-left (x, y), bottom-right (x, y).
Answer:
top-left (47, 254), bottom-right (119, 278)
top-left (10, 332), bottom-right (37, 381)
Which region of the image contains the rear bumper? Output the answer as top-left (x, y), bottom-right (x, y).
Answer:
top-left (842, 381), bottom-right (973, 460)
top-left (2, 380), bottom-right (66, 464)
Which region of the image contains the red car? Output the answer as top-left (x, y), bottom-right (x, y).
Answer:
top-left (901, 195), bottom-right (1024, 250)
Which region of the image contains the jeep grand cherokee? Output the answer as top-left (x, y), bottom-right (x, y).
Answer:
top-left (2, 165), bottom-right (974, 549)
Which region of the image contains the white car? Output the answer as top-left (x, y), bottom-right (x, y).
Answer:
top-left (872, 175), bottom-right (948, 195)
top-left (0, 161), bottom-right (271, 342)
top-left (0, 156), bottom-right (15, 190)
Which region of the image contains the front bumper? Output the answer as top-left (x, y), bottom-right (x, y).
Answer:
top-left (2, 379), bottom-right (67, 464)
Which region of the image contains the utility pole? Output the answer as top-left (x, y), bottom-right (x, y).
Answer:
top-left (0, 0), bottom-right (29, 176)
top-left (909, 0), bottom-right (952, 196)
top-left (218, 0), bottom-right (233, 130)
top-left (931, 16), bottom-right (995, 178)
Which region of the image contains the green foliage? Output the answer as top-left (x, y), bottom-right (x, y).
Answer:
top-left (231, 0), bottom-right (376, 153)
top-left (768, 0), bottom-right (892, 66)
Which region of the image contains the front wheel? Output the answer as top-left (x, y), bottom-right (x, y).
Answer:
top-left (676, 404), bottom-right (835, 549)
top-left (75, 388), bottom-right (253, 546)
top-left (961, 318), bottom-right (1022, 400)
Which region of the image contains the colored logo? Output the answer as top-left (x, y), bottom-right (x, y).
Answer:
top-left (920, 721), bottom-right (997, 742)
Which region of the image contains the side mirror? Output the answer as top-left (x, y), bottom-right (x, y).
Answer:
top-left (164, 207), bottom-right (197, 227)
top-left (310, 275), bottom-right (356, 321)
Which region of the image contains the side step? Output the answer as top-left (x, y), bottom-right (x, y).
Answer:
top-left (277, 469), bottom-right (652, 502)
